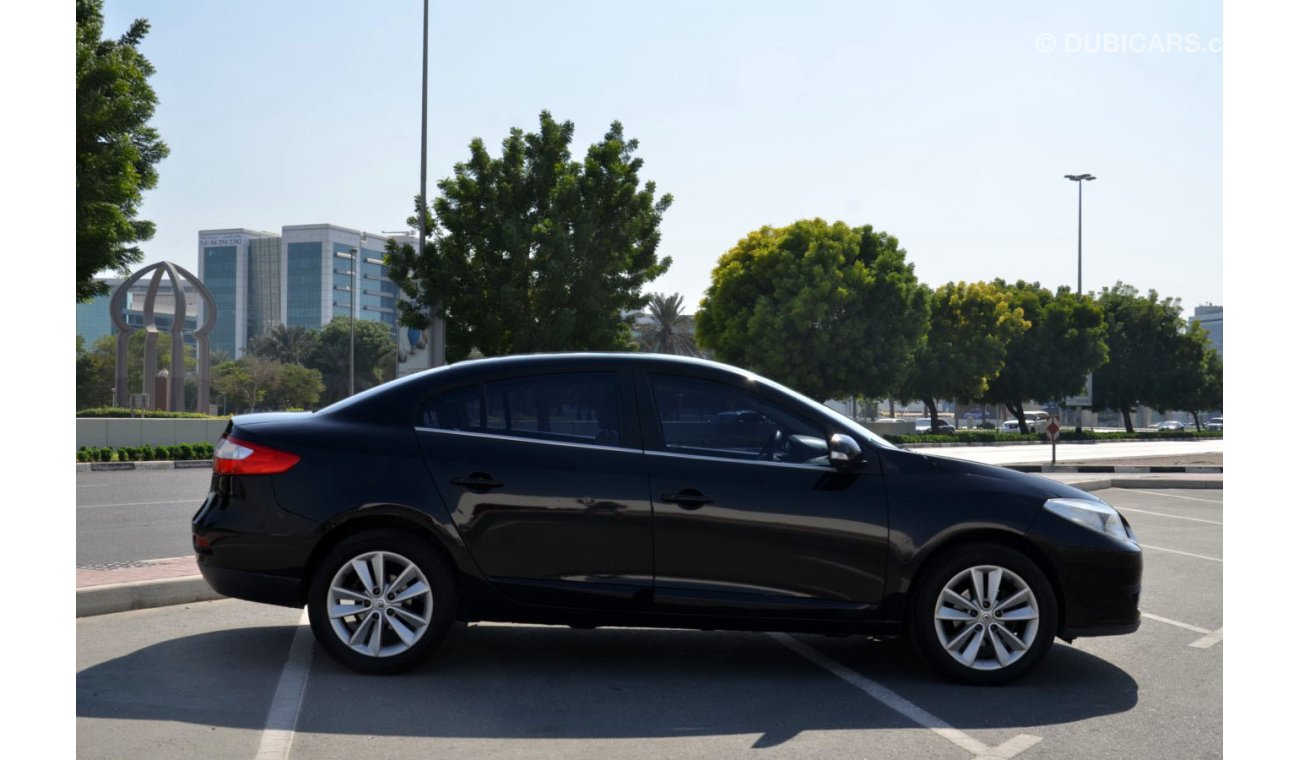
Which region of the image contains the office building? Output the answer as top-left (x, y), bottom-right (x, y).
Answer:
top-left (198, 224), bottom-right (399, 358)
top-left (1192, 304), bottom-right (1223, 357)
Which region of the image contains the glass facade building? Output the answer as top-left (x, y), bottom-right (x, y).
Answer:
top-left (197, 225), bottom-right (401, 358)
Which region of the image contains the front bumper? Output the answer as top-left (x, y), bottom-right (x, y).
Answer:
top-left (1028, 511), bottom-right (1144, 639)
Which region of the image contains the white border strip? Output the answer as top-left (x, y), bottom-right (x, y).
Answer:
top-left (770, 633), bottom-right (1042, 758)
top-left (255, 609), bottom-right (314, 760)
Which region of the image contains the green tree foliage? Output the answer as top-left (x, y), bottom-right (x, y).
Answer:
top-left (1182, 348), bottom-right (1223, 430)
top-left (248, 324), bottom-right (320, 365)
top-left (309, 317), bottom-right (397, 403)
top-left (1091, 283), bottom-right (1200, 433)
top-left (898, 281), bottom-right (1030, 430)
top-left (695, 219), bottom-right (929, 401)
top-left (77, 332), bottom-right (193, 410)
top-left (76, 0), bottom-right (169, 301)
top-left (76, 335), bottom-right (114, 410)
top-left (385, 111), bottom-right (672, 360)
top-left (211, 361), bottom-right (254, 413)
top-left (209, 356), bottom-right (324, 413)
top-left (985, 282), bottom-right (1108, 433)
top-left (637, 293), bottom-right (700, 356)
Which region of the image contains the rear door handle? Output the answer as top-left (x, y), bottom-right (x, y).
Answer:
top-left (450, 472), bottom-right (503, 492)
top-left (660, 488), bottom-right (713, 510)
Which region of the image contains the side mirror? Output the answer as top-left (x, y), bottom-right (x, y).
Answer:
top-left (829, 433), bottom-right (864, 470)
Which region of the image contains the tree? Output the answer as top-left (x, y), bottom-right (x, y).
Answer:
top-left (985, 282), bottom-right (1108, 433)
top-left (898, 281), bottom-right (1029, 431)
top-left (385, 111), bottom-right (672, 360)
top-left (76, 0), bottom-right (169, 301)
top-left (268, 362), bottom-right (326, 410)
top-left (248, 324), bottom-right (319, 365)
top-left (695, 219), bottom-right (929, 401)
top-left (76, 335), bottom-right (114, 410)
top-left (637, 293), bottom-right (700, 356)
top-left (78, 331), bottom-right (193, 409)
top-left (1091, 283), bottom-right (1196, 433)
top-left (211, 360), bottom-right (254, 414)
top-left (1183, 348), bottom-right (1223, 431)
top-left (309, 317), bottom-right (397, 403)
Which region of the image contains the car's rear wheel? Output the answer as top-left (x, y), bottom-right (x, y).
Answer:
top-left (307, 529), bottom-right (457, 674)
top-left (910, 543), bottom-right (1057, 685)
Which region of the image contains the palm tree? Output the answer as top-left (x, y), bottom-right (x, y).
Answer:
top-left (248, 324), bottom-right (318, 365)
top-left (637, 293), bottom-right (700, 356)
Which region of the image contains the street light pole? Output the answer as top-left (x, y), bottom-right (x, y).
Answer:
top-left (350, 233), bottom-right (365, 396)
top-left (1064, 173), bottom-right (1096, 433)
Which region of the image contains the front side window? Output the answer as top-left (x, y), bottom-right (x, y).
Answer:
top-left (649, 374), bottom-right (828, 465)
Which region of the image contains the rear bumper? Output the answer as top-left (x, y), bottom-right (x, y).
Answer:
top-left (197, 558), bottom-right (304, 608)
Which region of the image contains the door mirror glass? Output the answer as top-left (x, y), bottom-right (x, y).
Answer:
top-left (829, 433), bottom-right (863, 470)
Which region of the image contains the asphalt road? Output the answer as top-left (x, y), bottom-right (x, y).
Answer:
top-left (76, 488), bottom-right (1223, 759)
top-left (76, 467), bottom-right (210, 566)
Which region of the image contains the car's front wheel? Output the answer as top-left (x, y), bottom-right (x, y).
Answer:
top-left (910, 543), bottom-right (1058, 685)
top-left (307, 529), bottom-right (457, 674)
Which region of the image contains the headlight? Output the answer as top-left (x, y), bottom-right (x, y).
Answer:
top-left (1044, 497), bottom-right (1131, 541)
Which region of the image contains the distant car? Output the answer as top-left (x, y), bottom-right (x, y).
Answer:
top-left (1206, 417), bottom-right (1223, 431)
top-left (1154, 420), bottom-right (1186, 432)
top-left (914, 418), bottom-right (955, 434)
top-left (1001, 412), bottom-right (1050, 433)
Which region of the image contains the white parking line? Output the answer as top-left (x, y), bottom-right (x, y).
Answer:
top-left (255, 609), bottom-right (314, 760)
top-left (1140, 544), bottom-right (1222, 563)
top-left (1121, 507), bottom-right (1222, 525)
top-left (77, 499), bottom-right (200, 509)
top-left (1142, 613), bottom-right (1223, 648)
top-left (771, 633), bottom-right (1043, 759)
top-left (1127, 489), bottom-right (1223, 504)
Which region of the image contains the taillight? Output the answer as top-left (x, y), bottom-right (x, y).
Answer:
top-left (213, 435), bottom-right (300, 475)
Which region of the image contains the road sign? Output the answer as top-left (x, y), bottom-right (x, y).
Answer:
top-left (1046, 415), bottom-right (1061, 443)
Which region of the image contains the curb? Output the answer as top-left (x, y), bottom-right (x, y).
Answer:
top-left (76, 576), bottom-right (224, 618)
top-left (1065, 477), bottom-right (1222, 492)
top-left (1007, 465), bottom-right (1222, 474)
top-left (78, 460), bottom-right (214, 472)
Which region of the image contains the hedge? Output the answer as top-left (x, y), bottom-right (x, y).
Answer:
top-left (888, 429), bottom-right (1224, 445)
top-left (76, 407), bottom-right (222, 419)
top-left (76, 443), bottom-right (215, 462)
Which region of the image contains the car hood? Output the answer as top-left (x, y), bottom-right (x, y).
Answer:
top-left (900, 450), bottom-right (1101, 502)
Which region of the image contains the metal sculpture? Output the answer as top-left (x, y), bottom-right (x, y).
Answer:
top-left (109, 262), bottom-right (217, 412)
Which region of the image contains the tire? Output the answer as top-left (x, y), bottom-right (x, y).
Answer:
top-left (307, 529), bottom-right (457, 675)
top-left (910, 543), bottom-right (1057, 685)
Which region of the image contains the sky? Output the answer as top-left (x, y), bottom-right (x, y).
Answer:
top-left (98, 0), bottom-right (1223, 315)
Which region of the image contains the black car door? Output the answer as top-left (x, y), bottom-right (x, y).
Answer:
top-left (415, 369), bottom-right (653, 609)
top-left (640, 371), bottom-right (889, 617)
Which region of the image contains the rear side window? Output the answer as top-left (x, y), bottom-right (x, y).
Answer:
top-left (485, 373), bottom-right (620, 446)
top-left (419, 373), bottom-right (622, 447)
top-left (419, 384), bottom-right (483, 431)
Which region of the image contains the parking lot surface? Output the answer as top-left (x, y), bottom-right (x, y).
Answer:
top-left (76, 488), bottom-right (1222, 759)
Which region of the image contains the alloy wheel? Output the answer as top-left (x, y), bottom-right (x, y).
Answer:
top-left (326, 550), bottom-right (435, 658)
top-left (933, 564), bottom-right (1040, 671)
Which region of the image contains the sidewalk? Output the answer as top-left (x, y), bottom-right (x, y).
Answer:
top-left (75, 470), bottom-right (1223, 619)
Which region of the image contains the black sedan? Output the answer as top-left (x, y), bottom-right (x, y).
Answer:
top-left (193, 353), bottom-right (1141, 685)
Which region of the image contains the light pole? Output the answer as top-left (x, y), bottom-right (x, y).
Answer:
top-left (1063, 174), bottom-right (1095, 295)
top-left (1064, 173), bottom-right (1096, 433)
top-left (349, 232), bottom-right (366, 396)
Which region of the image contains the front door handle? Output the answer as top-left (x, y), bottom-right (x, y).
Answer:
top-left (660, 488), bottom-right (713, 510)
top-left (450, 472), bottom-right (503, 492)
